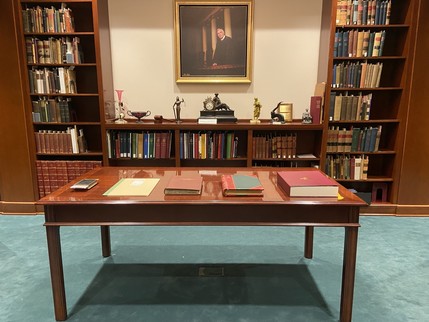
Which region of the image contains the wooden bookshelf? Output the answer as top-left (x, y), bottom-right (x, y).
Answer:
top-left (321, 0), bottom-right (420, 210)
top-left (12, 0), bottom-right (111, 199)
top-left (105, 120), bottom-right (323, 169)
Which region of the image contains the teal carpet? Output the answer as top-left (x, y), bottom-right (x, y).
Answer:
top-left (0, 215), bottom-right (428, 321)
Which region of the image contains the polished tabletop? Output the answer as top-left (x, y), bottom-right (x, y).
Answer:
top-left (38, 167), bottom-right (365, 206)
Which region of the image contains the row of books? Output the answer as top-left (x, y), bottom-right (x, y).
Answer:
top-left (327, 125), bottom-right (382, 153)
top-left (99, 170), bottom-right (342, 198)
top-left (107, 131), bottom-right (173, 159)
top-left (331, 62), bottom-right (383, 88)
top-left (325, 155), bottom-right (369, 180)
top-left (336, 0), bottom-right (391, 26)
top-left (106, 171), bottom-right (343, 198)
top-left (35, 127), bottom-right (87, 154)
top-left (253, 161), bottom-right (319, 168)
top-left (25, 36), bottom-right (83, 65)
top-left (252, 133), bottom-right (297, 159)
top-left (36, 160), bottom-right (101, 197)
top-left (22, 4), bottom-right (75, 33)
top-left (334, 30), bottom-right (386, 58)
top-left (32, 97), bottom-right (75, 123)
top-left (329, 92), bottom-right (372, 121)
top-left (28, 67), bottom-right (77, 94)
top-left (179, 131), bottom-right (238, 160)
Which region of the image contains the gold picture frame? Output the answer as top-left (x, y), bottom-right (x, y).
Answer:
top-left (174, 0), bottom-right (253, 84)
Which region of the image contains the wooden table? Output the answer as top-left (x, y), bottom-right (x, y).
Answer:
top-left (38, 167), bottom-right (366, 321)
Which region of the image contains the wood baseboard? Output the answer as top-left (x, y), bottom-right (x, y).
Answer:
top-left (360, 203), bottom-right (429, 216)
top-left (360, 203), bottom-right (397, 215)
top-left (0, 201), bottom-right (43, 215)
top-left (396, 205), bottom-right (429, 216)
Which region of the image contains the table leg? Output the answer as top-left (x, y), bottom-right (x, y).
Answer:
top-left (101, 226), bottom-right (111, 257)
top-left (46, 226), bottom-right (67, 321)
top-left (340, 226), bottom-right (359, 322)
top-left (304, 226), bottom-right (314, 259)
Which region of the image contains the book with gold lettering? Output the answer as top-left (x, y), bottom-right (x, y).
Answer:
top-left (277, 170), bottom-right (338, 197)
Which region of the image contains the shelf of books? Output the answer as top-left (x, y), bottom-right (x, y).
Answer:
top-left (323, 0), bottom-right (418, 206)
top-left (251, 129), bottom-right (322, 168)
top-left (105, 120), bottom-right (323, 169)
top-left (17, 1), bottom-right (107, 197)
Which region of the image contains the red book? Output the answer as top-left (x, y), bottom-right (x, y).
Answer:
top-left (221, 174), bottom-right (264, 196)
top-left (277, 170), bottom-right (339, 197)
top-left (164, 175), bottom-right (203, 195)
top-left (310, 95), bottom-right (323, 124)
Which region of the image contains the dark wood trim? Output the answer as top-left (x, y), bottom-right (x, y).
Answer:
top-left (0, 0), bottom-right (38, 210)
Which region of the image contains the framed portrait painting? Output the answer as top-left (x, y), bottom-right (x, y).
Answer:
top-left (174, 0), bottom-right (254, 83)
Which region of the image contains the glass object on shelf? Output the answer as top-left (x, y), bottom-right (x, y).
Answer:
top-left (127, 110), bottom-right (151, 123)
top-left (114, 89), bottom-right (128, 124)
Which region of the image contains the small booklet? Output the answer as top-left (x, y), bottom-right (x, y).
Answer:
top-left (221, 174), bottom-right (264, 196)
top-left (103, 178), bottom-right (160, 196)
top-left (71, 178), bottom-right (99, 190)
top-left (164, 175), bottom-right (203, 195)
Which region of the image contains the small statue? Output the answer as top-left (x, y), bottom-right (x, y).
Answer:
top-left (271, 102), bottom-right (285, 124)
top-left (213, 93), bottom-right (231, 111)
top-left (302, 108), bottom-right (313, 124)
top-left (116, 112), bottom-right (127, 124)
top-left (250, 97), bottom-right (262, 124)
top-left (172, 96), bottom-right (185, 123)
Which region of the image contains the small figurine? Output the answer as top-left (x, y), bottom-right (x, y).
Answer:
top-left (302, 108), bottom-right (313, 124)
top-left (116, 112), bottom-right (127, 124)
top-left (212, 93), bottom-right (231, 111)
top-left (271, 102), bottom-right (285, 124)
top-left (250, 97), bottom-right (262, 124)
top-left (172, 96), bottom-right (185, 123)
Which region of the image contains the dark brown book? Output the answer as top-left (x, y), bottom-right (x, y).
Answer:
top-left (41, 160), bottom-right (52, 195)
top-left (164, 175), bottom-right (203, 195)
top-left (35, 160), bottom-right (45, 197)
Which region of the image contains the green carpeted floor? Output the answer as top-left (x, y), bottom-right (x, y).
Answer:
top-left (0, 215), bottom-right (428, 321)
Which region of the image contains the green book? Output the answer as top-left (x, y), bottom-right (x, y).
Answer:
top-left (221, 174), bottom-right (264, 196)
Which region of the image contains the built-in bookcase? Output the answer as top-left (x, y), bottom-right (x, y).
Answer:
top-left (321, 0), bottom-right (419, 207)
top-left (4, 0), bottom-right (424, 214)
top-left (15, 0), bottom-right (109, 197)
top-left (105, 121), bottom-right (324, 169)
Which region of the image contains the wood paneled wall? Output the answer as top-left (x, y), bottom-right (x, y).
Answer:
top-left (0, 0), bottom-right (39, 214)
top-left (397, 0), bottom-right (429, 214)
